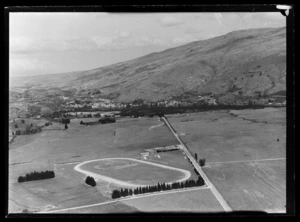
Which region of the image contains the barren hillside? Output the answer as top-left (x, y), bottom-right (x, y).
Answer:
top-left (10, 27), bottom-right (286, 102)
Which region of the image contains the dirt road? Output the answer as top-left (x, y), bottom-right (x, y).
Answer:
top-left (161, 117), bottom-right (232, 212)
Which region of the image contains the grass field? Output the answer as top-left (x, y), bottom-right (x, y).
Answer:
top-left (9, 108), bottom-right (286, 213)
top-left (121, 188), bottom-right (224, 212)
top-left (146, 150), bottom-right (200, 180)
top-left (167, 108), bottom-right (286, 163)
top-left (9, 161), bottom-right (110, 213)
top-left (79, 158), bottom-right (190, 186)
top-left (167, 107), bottom-right (286, 213)
top-left (8, 116), bottom-right (178, 213)
top-left (54, 201), bottom-right (139, 213)
top-left (203, 159), bottom-right (286, 212)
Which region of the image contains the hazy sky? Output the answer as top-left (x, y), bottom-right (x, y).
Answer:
top-left (9, 12), bottom-right (285, 77)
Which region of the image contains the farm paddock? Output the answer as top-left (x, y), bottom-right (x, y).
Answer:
top-left (203, 159), bottom-right (286, 212)
top-left (167, 108), bottom-right (286, 213)
top-left (8, 116), bottom-right (195, 213)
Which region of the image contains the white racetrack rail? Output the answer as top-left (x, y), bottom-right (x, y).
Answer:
top-left (74, 157), bottom-right (191, 187)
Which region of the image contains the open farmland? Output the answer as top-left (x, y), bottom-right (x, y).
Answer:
top-left (9, 116), bottom-right (181, 213)
top-left (167, 107), bottom-right (286, 212)
top-left (121, 187), bottom-right (224, 212)
top-left (167, 107), bottom-right (286, 163)
top-left (203, 159), bottom-right (286, 213)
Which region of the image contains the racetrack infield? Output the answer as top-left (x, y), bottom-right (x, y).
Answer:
top-left (75, 158), bottom-right (191, 187)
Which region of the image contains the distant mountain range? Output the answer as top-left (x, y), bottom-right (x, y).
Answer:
top-left (10, 27), bottom-right (286, 102)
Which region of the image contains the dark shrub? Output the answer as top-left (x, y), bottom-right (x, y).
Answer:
top-left (18, 176), bottom-right (25, 183)
top-left (199, 158), bottom-right (206, 167)
top-left (85, 176), bottom-right (96, 187)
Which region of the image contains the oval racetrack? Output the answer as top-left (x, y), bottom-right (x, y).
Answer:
top-left (74, 158), bottom-right (191, 187)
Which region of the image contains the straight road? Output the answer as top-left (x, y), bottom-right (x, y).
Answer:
top-left (161, 117), bottom-right (232, 212)
top-left (40, 186), bottom-right (209, 213)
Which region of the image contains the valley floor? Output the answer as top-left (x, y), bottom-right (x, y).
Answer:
top-left (8, 107), bottom-right (286, 213)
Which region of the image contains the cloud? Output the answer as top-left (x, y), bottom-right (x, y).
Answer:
top-left (10, 29), bottom-right (132, 54)
top-left (171, 35), bottom-right (198, 45)
top-left (113, 30), bottom-right (130, 38)
top-left (10, 26), bottom-right (184, 54)
top-left (9, 56), bottom-right (55, 76)
top-left (10, 36), bottom-right (99, 54)
top-left (214, 13), bottom-right (223, 26)
top-left (262, 12), bottom-right (285, 20)
top-left (134, 37), bottom-right (170, 47)
top-left (160, 16), bottom-right (184, 26)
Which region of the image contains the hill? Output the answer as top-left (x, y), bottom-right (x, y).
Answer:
top-left (10, 27), bottom-right (286, 103)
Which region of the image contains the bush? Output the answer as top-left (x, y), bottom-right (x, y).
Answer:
top-left (15, 124), bottom-right (18, 128)
top-left (85, 176), bottom-right (96, 187)
top-left (199, 158), bottom-right (206, 167)
top-left (62, 118), bottom-right (70, 124)
top-left (80, 121), bottom-right (83, 124)
top-left (22, 209), bottom-right (29, 213)
top-left (18, 176), bottom-right (25, 183)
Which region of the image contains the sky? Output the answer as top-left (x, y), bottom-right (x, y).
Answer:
top-left (9, 12), bottom-right (286, 77)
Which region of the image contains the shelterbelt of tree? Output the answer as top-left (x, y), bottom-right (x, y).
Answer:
top-left (74, 158), bottom-right (191, 187)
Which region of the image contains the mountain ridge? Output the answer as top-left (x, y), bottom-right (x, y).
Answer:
top-left (10, 27), bottom-right (286, 102)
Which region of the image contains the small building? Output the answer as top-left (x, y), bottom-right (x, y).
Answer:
top-left (141, 152), bottom-right (149, 157)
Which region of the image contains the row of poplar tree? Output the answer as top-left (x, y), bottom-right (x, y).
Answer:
top-left (111, 176), bottom-right (205, 199)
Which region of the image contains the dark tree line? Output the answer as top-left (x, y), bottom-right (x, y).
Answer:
top-left (99, 118), bottom-right (116, 124)
top-left (18, 170), bottom-right (55, 183)
top-left (156, 148), bottom-right (178, 153)
top-left (111, 176), bottom-right (205, 199)
top-left (80, 117), bottom-right (116, 125)
top-left (118, 103), bottom-right (266, 118)
top-left (85, 176), bottom-right (96, 187)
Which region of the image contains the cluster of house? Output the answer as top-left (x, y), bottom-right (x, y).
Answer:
top-left (267, 96), bottom-right (286, 106)
top-left (63, 94), bottom-right (218, 111)
top-left (64, 111), bottom-right (118, 118)
top-left (65, 99), bottom-right (126, 109)
top-left (197, 95), bottom-right (217, 105)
